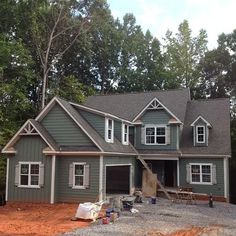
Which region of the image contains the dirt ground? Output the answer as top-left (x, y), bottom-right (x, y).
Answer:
top-left (0, 203), bottom-right (90, 236)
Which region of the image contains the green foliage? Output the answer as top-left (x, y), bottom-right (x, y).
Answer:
top-left (0, 156), bottom-right (6, 192)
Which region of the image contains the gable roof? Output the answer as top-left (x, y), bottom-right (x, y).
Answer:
top-left (190, 115), bottom-right (212, 128)
top-left (2, 119), bottom-right (58, 153)
top-left (180, 98), bottom-right (231, 156)
top-left (55, 98), bottom-right (136, 154)
top-left (84, 88), bottom-right (190, 122)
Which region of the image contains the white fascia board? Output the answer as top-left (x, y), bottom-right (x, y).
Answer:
top-left (181, 154), bottom-right (230, 158)
top-left (2, 119), bottom-right (55, 153)
top-left (35, 97), bottom-right (58, 121)
top-left (190, 115), bottom-right (212, 128)
top-left (43, 151), bottom-right (137, 156)
top-left (132, 98), bottom-right (182, 124)
top-left (70, 102), bottom-right (133, 125)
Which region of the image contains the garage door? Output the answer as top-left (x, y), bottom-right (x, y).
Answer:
top-left (106, 165), bottom-right (130, 194)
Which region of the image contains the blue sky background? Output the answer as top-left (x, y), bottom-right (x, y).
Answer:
top-left (107, 0), bottom-right (236, 49)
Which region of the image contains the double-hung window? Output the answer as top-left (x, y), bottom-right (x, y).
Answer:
top-left (122, 123), bottom-right (129, 145)
top-left (73, 163), bottom-right (85, 188)
top-left (196, 125), bottom-right (205, 143)
top-left (145, 126), bottom-right (166, 145)
top-left (105, 118), bottom-right (114, 143)
top-left (190, 164), bottom-right (212, 184)
top-left (19, 162), bottom-right (40, 188)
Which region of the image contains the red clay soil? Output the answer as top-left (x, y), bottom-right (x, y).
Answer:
top-left (0, 203), bottom-right (90, 236)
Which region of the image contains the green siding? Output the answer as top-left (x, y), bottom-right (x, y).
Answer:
top-left (78, 109), bottom-right (105, 138)
top-left (8, 136), bottom-right (51, 203)
top-left (179, 158), bottom-right (224, 197)
top-left (114, 120), bottom-right (122, 142)
top-left (135, 110), bottom-right (178, 150)
top-left (42, 104), bottom-right (95, 147)
top-left (103, 156), bottom-right (137, 196)
top-left (55, 156), bottom-right (99, 203)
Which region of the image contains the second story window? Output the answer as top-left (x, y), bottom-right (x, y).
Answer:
top-left (122, 123), bottom-right (129, 145)
top-left (196, 125), bottom-right (205, 143)
top-left (105, 118), bottom-right (114, 143)
top-left (145, 126), bottom-right (166, 145)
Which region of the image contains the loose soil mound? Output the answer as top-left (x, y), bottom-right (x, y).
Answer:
top-left (0, 203), bottom-right (90, 236)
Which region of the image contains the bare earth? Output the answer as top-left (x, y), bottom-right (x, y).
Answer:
top-left (0, 203), bottom-right (90, 236)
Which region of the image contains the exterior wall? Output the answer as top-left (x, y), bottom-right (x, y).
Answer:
top-left (55, 156), bottom-right (99, 203)
top-left (78, 109), bottom-right (105, 138)
top-left (179, 158), bottom-right (224, 197)
top-left (42, 104), bottom-right (95, 147)
top-left (114, 120), bottom-right (122, 142)
top-left (103, 156), bottom-right (138, 197)
top-left (135, 110), bottom-right (178, 150)
top-left (8, 136), bottom-right (51, 203)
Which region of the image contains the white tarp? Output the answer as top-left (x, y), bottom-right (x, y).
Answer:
top-left (75, 202), bottom-right (102, 221)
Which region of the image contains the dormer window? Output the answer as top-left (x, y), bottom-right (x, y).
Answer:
top-left (122, 123), bottom-right (129, 145)
top-left (105, 118), bottom-right (114, 143)
top-left (191, 116), bottom-right (212, 147)
top-left (196, 125), bottom-right (205, 143)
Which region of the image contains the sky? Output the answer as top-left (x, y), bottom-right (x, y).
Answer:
top-left (107, 0), bottom-right (236, 49)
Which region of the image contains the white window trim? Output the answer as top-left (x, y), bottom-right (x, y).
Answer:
top-left (190, 163), bottom-right (213, 185)
top-left (196, 125), bottom-right (205, 143)
top-left (18, 162), bottom-right (41, 188)
top-left (72, 162), bottom-right (86, 189)
top-left (105, 118), bottom-right (114, 143)
top-left (122, 123), bottom-right (129, 145)
top-left (145, 125), bottom-right (167, 145)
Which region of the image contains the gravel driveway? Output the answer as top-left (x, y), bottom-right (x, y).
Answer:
top-left (63, 198), bottom-right (236, 236)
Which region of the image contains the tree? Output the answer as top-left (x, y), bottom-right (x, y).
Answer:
top-left (163, 20), bottom-right (208, 96)
top-left (17, 0), bottom-right (92, 109)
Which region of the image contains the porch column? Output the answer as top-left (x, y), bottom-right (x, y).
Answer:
top-left (5, 158), bottom-right (9, 201)
top-left (177, 159), bottom-right (180, 186)
top-left (50, 155), bottom-right (56, 204)
top-left (99, 155), bottom-right (103, 201)
top-left (224, 157), bottom-right (229, 202)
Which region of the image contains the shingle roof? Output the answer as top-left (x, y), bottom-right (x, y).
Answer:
top-left (57, 98), bottom-right (136, 154)
top-left (180, 98), bottom-right (231, 156)
top-left (84, 88), bottom-right (190, 122)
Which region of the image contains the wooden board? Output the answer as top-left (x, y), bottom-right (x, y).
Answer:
top-left (142, 169), bottom-right (157, 197)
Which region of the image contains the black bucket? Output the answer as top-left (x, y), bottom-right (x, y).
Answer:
top-left (151, 197), bottom-right (156, 204)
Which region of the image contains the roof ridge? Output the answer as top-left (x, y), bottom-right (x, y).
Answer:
top-left (189, 97), bottom-right (230, 103)
top-left (88, 88), bottom-right (189, 97)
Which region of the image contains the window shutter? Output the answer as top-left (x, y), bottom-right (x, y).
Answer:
top-left (84, 164), bottom-right (90, 188)
top-left (69, 163), bottom-right (73, 187)
top-left (141, 126), bottom-right (145, 144)
top-left (212, 164), bottom-right (217, 184)
top-left (166, 126), bottom-right (171, 144)
top-left (15, 164), bottom-right (19, 186)
top-left (186, 164), bottom-right (190, 183)
top-left (39, 163), bottom-right (45, 187)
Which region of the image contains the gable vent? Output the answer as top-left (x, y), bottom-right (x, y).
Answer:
top-left (147, 99), bottom-right (163, 110)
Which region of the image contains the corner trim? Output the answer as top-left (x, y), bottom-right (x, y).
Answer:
top-left (99, 155), bottom-right (103, 201)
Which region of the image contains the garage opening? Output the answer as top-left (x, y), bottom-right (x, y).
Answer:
top-left (106, 165), bottom-right (130, 194)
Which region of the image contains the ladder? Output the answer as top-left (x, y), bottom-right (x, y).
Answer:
top-left (130, 145), bottom-right (172, 201)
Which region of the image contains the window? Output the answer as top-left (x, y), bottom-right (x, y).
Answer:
top-left (145, 126), bottom-right (166, 145)
top-left (190, 164), bottom-right (212, 184)
top-left (105, 118), bottom-right (114, 143)
top-left (70, 162), bottom-right (89, 189)
top-left (196, 125), bottom-right (205, 143)
top-left (19, 162), bottom-right (40, 187)
top-left (122, 124), bottom-right (129, 145)
top-left (73, 163), bottom-right (85, 188)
